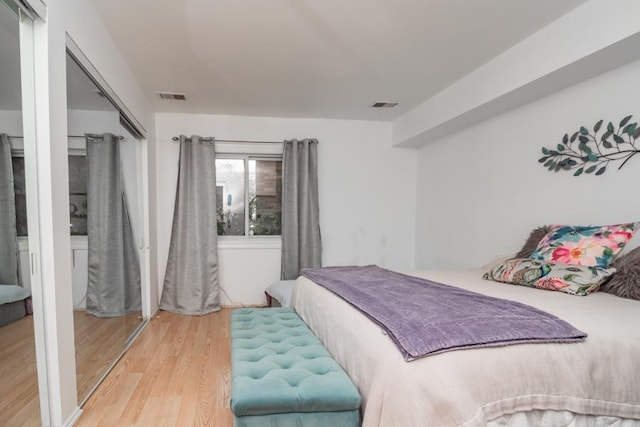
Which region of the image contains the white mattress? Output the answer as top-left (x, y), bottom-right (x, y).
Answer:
top-left (292, 268), bottom-right (640, 427)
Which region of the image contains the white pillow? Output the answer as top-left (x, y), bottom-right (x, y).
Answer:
top-left (266, 280), bottom-right (295, 307)
top-left (0, 285), bottom-right (31, 305)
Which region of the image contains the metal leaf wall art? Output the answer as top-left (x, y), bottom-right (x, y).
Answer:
top-left (539, 115), bottom-right (640, 176)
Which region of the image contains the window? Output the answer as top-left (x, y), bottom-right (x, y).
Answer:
top-left (216, 156), bottom-right (282, 237)
top-left (12, 153), bottom-right (88, 236)
top-left (67, 155), bottom-right (88, 235)
top-left (216, 158), bottom-right (245, 235)
top-left (11, 156), bottom-right (27, 236)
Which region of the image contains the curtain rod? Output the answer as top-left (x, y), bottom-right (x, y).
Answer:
top-left (83, 133), bottom-right (125, 140)
top-left (6, 134), bottom-right (124, 140)
top-left (172, 136), bottom-right (282, 144)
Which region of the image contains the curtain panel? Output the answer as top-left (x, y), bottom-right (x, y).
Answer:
top-left (0, 134), bottom-right (19, 285)
top-left (281, 138), bottom-right (322, 280)
top-left (86, 133), bottom-right (141, 317)
top-left (160, 135), bottom-right (220, 315)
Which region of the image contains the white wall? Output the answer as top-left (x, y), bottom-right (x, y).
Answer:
top-left (217, 243), bottom-right (281, 305)
top-left (415, 58), bottom-right (640, 270)
top-left (155, 113), bottom-right (417, 305)
top-left (0, 110), bottom-right (22, 135)
top-left (67, 109), bottom-right (118, 136)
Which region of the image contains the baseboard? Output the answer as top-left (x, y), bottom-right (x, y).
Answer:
top-left (63, 407), bottom-right (83, 426)
top-left (221, 304), bottom-right (266, 308)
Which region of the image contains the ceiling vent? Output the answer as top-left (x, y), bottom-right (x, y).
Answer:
top-left (157, 92), bottom-right (187, 101)
top-left (370, 101), bottom-right (398, 108)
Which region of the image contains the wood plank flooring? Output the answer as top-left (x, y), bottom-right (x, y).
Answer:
top-left (74, 311), bottom-right (143, 400)
top-left (0, 315), bottom-right (41, 427)
top-left (0, 310), bottom-right (143, 427)
top-left (76, 309), bottom-right (235, 427)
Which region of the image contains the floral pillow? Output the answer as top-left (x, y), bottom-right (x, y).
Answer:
top-left (483, 258), bottom-right (615, 296)
top-left (529, 223), bottom-right (640, 268)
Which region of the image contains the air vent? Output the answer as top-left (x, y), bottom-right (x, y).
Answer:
top-left (157, 92), bottom-right (187, 101)
top-left (370, 102), bottom-right (398, 108)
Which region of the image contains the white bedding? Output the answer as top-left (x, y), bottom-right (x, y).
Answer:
top-left (292, 268), bottom-right (640, 427)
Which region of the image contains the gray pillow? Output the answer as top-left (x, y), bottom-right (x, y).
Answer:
top-left (600, 247), bottom-right (640, 300)
top-left (515, 225), bottom-right (552, 258)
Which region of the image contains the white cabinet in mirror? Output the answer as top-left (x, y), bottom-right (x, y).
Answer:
top-left (17, 237), bottom-right (89, 307)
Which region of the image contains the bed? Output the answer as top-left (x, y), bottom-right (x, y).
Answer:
top-left (0, 285), bottom-right (32, 327)
top-left (292, 267), bottom-right (640, 427)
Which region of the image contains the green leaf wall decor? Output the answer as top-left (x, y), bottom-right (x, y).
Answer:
top-left (540, 114), bottom-right (640, 176)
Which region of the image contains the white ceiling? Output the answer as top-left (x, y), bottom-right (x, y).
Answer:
top-left (0, 3), bottom-right (21, 110)
top-left (90, 0), bottom-right (587, 120)
top-left (2, 1), bottom-right (589, 121)
top-left (0, 3), bottom-right (116, 113)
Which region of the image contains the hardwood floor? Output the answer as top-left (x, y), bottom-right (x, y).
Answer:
top-left (0, 310), bottom-right (143, 427)
top-left (0, 315), bottom-right (41, 427)
top-left (76, 309), bottom-right (235, 427)
top-left (74, 311), bottom-right (143, 401)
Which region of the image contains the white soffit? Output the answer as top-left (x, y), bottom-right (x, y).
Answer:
top-left (392, 0), bottom-right (640, 147)
top-left (89, 0), bottom-right (585, 121)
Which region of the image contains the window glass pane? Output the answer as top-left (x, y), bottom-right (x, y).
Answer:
top-left (216, 158), bottom-right (245, 235)
top-left (13, 154), bottom-right (89, 236)
top-left (248, 159), bottom-right (282, 236)
top-left (68, 155), bottom-right (87, 235)
top-left (11, 157), bottom-right (27, 236)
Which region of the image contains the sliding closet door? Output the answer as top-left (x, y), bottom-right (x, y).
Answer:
top-left (65, 45), bottom-right (148, 404)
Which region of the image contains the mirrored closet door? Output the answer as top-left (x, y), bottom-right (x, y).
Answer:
top-left (65, 48), bottom-right (146, 403)
top-left (0, 1), bottom-right (41, 425)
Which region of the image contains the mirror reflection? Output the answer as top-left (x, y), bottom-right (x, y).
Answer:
top-left (0, 2), bottom-right (41, 426)
top-left (65, 53), bottom-right (145, 402)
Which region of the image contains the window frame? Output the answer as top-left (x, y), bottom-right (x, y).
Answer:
top-left (11, 146), bottom-right (88, 237)
top-left (215, 152), bottom-right (282, 245)
top-left (9, 148), bottom-right (27, 238)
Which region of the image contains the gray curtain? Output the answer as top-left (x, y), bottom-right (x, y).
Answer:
top-left (0, 134), bottom-right (19, 285)
top-left (281, 139), bottom-right (322, 280)
top-left (160, 135), bottom-right (220, 315)
top-left (86, 133), bottom-right (141, 317)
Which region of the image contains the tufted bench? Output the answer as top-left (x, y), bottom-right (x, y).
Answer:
top-left (230, 308), bottom-right (361, 427)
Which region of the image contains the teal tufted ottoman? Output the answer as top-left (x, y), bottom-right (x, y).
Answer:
top-left (231, 308), bottom-right (361, 427)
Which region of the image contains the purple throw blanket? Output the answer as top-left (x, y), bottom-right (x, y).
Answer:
top-left (301, 265), bottom-right (586, 361)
